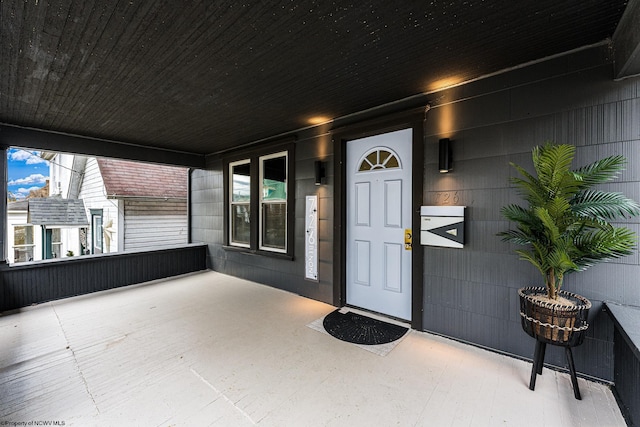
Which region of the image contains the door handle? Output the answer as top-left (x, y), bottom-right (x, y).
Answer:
top-left (404, 229), bottom-right (412, 250)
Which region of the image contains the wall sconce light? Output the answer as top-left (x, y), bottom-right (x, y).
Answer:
top-left (314, 160), bottom-right (326, 185)
top-left (439, 138), bottom-right (452, 173)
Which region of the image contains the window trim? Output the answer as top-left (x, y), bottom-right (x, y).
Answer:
top-left (12, 224), bottom-right (35, 263)
top-left (229, 159), bottom-right (252, 249)
top-left (223, 142), bottom-right (295, 259)
top-left (258, 151), bottom-right (288, 253)
top-left (90, 209), bottom-right (103, 255)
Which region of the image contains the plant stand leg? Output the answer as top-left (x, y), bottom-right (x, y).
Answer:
top-left (565, 346), bottom-right (581, 400)
top-left (537, 341), bottom-right (546, 375)
top-left (529, 340), bottom-right (545, 390)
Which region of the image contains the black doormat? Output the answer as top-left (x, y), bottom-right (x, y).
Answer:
top-left (322, 309), bottom-right (408, 345)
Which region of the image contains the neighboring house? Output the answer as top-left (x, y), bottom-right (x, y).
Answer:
top-left (7, 200), bottom-right (33, 263)
top-left (48, 153), bottom-right (188, 254)
top-left (7, 197), bottom-right (88, 263)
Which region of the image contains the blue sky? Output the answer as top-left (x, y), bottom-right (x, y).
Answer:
top-left (7, 148), bottom-right (49, 200)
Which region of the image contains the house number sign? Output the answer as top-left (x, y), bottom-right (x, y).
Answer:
top-left (305, 195), bottom-right (319, 281)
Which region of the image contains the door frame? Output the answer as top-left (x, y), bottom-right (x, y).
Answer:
top-left (332, 108), bottom-right (425, 330)
top-left (90, 209), bottom-right (103, 255)
top-left (43, 226), bottom-right (53, 260)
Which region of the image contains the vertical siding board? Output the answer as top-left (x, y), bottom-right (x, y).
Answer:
top-left (17, 270), bottom-right (25, 307)
top-left (51, 266), bottom-right (60, 299)
top-left (60, 265), bottom-right (69, 297)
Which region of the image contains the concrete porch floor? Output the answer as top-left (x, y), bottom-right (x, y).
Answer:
top-left (0, 271), bottom-right (626, 426)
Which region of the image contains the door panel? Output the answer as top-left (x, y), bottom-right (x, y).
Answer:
top-left (354, 240), bottom-right (371, 286)
top-left (346, 128), bottom-right (412, 320)
top-left (355, 182), bottom-right (370, 226)
top-left (384, 180), bottom-right (402, 228)
top-left (384, 243), bottom-right (402, 292)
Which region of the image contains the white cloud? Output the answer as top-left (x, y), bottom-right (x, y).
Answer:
top-left (15, 186), bottom-right (42, 196)
top-left (9, 149), bottom-right (48, 165)
top-left (8, 174), bottom-right (48, 186)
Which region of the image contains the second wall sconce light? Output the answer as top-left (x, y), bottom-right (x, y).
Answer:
top-left (439, 138), bottom-right (452, 173)
top-left (314, 160), bottom-right (326, 185)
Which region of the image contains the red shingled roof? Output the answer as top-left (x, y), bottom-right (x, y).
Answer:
top-left (97, 158), bottom-right (187, 199)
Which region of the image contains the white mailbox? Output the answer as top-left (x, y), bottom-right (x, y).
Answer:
top-left (420, 206), bottom-right (465, 248)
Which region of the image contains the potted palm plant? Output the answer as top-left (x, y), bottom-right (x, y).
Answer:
top-left (499, 143), bottom-right (639, 345)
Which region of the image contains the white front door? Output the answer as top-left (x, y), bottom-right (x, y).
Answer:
top-left (346, 128), bottom-right (412, 320)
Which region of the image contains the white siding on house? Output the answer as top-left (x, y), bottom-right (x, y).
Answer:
top-left (46, 155), bottom-right (188, 255)
top-left (57, 228), bottom-right (84, 258)
top-left (49, 153), bottom-right (75, 198)
top-left (78, 158), bottom-right (120, 253)
top-left (79, 158), bottom-right (107, 203)
top-left (123, 199), bottom-right (187, 251)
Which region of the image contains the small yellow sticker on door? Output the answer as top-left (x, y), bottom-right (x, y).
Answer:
top-left (404, 229), bottom-right (412, 250)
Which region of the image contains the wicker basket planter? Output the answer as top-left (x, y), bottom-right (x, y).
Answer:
top-left (519, 287), bottom-right (592, 347)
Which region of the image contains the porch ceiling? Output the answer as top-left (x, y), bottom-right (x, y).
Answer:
top-left (0, 0), bottom-right (634, 159)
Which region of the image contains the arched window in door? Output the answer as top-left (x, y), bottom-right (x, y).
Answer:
top-left (357, 147), bottom-right (401, 172)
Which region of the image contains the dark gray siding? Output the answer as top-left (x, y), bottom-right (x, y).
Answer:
top-left (189, 44), bottom-right (640, 382)
top-left (422, 45), bottom-right (640, 381)
top-left (190, 130), bottom-right (334, 304)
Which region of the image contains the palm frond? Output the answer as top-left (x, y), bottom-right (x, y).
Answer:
top-left (572, 190), bottom-right (640, 220)
top-left (573, 155), bottom-right (626, 187)
top-left (515, 249), bottom-right (545, 275)
top-left (498, 142), bottom-right (640, 293)
top-left (547, 248), bottom-right (578, 272)
top-left (498, 229), bottom-right (535, 245)
top-left (573, 227), bottom-right (637, 270)
top-left (510, 163), bottom-right (548, 205)
top-left (534, 207), bottom-right (560, 241)
top-left (500, 204), bottom-right (534, 223)
top-left (533, 143), bottom-right (575, 190)
top-left (574, 227), bottom-right (637, 255)
top-left (546, 196), bottom-right (571, 220)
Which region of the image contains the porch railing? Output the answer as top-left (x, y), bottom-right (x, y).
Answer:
top-left (1, 243), bottom-right (207, 312)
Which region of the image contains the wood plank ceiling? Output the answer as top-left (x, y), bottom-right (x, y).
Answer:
top-left (0, 1), bottom-right (630, 157)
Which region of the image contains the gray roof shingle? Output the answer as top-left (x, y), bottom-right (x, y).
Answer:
top-left (27, 198), bottom-right (89, 227)
top-left (97, 158), bottom-right (187, 199)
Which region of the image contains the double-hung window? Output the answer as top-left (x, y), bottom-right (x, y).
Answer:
top-left (13, 225), bottom-right (34, 263)
top-left (259, 152), bottom-right (287, 252)
top-left (226, 146), bottom-right (293, 257)
top-left (230, 160), bottom-right (251, 247)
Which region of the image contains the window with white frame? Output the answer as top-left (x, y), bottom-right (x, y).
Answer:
top-left (229, 160), bottom-right (251, 247)
top-left (259, 152), bottom-right (287, 252)
top-left (51, 228), bottom-right (62, 259)
top-left (13, 225), bottom-right (34, 262)
top-left (226, 147), bottom-right (292, 256)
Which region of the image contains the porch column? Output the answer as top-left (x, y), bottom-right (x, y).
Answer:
top-left (0, 145), bottom-right (6, 263)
